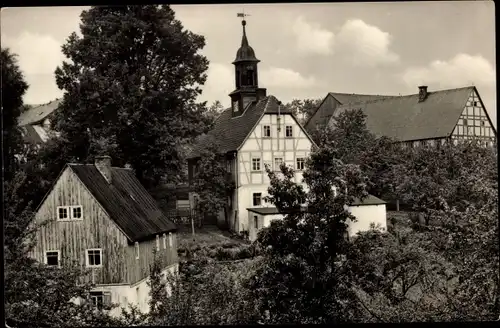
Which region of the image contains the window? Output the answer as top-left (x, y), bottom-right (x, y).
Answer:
top-left (481, 120), bottom-right (486, 126)
top-left (274, 158), bottom-right (283, 171)
top-left (254, 216), bottom-right (259, 229)
top-left (263, 125), bottom-right (271, 137)
top-left (285, 126), bottom-right (293, 137)
top-left (156, 235), bottom-right (160, 251)
top-left (168, 232), bottom-right (173, 247)
top-left (463, 119), bottom-right (468, 126)
top-left (71, 206), bottom-right (82, 220)
top-left (90, 292), bottom-right (104, 310)
top-left (253, 193), bottom-right (262, 206)
top-left (163, 234), bottom-right (167, 249)
top-left (135, 242), bottom-right (139, 260)
top-left (57, 206), bottom-right (69, 220)
top-left (89, 291), bottom-right (110, 310)
top-left (296, 158), bottom-right (305, 170)
top-left (86, 249), bottom-right (102, 267)
top-left (45, 250), bottom-right (60, 266)
top-left (252, 158), bottom-right (261, 171)
top-left (473, 101), bottom-right (478, 107)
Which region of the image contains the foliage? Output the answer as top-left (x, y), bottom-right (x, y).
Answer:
top-left (49, 5), bottom-right (211, 189)
top-left (192, 138), bottom-right (235, 228)
top-left (146, 254), bottom-right (260, 325)
top-left (204, 100), bottom-right (225, 126)
top-left (1, 47), bottom-right (29, 181)
top-left (282, 98), bottom-right (322, 125)
top-left (247, 141), bottom-right (370, 324)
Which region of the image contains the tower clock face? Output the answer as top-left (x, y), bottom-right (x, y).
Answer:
top-left (232, 100), bottom-right (239, 112)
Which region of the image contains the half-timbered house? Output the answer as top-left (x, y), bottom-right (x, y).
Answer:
top-left (306, 86), bottom-right (497, 148)
top-left (29, 155), bottom-right (178, 315)
top-left (187, 18), bottom-right (388, 237)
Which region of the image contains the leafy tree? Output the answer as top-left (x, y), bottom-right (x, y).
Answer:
top-left (247, 139), bottom-right (370, 324)
top-left (51, 5), bottom-right (211, 188)
top-left (192, 138), bottom-right (235, 228)
top-left (282, 98), bottom-right (322, 125)
top-left (204, 100), bottom-right (225, 126)
top-left (1, 47), bottom-right (29, 181)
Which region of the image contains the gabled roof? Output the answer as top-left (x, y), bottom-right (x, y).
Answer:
top-left (188, 95), bottom-right (296, 158)
top-left (67, 164), bottom-right (177, 243)
top-left (328, 92), bottom-right (397, 105)
top-left (329, 86), bottom-right (477, 141)
top-left (18, 99), bottom-right (62, 126)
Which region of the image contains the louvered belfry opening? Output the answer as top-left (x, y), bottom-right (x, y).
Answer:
top-left (418, 85), bottom-right (428, 102)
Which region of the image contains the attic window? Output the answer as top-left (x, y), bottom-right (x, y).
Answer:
top-left (57, 206), bottom-right (69, 220)
top-left (473, 101), bottom-right (478, 107)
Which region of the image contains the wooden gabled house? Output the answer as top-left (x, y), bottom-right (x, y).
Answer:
top-left (30, 156), bottom-right (178, 315)
top-left (306, 86), bottom-right (497, 148)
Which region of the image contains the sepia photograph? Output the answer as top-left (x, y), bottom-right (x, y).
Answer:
top-left (1, 1), bottom-right (498, 325)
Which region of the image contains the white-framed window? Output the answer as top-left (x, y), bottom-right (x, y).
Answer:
top-left (57, 205), bottom-right (83, 221)
top-left (296, 158), bottom-right (305, 170)
top-left (274, 157), bottom-right (283, 171)
top-left (86, 249), bottom-right (102, 267)
top-left (168, 232), bottom-right (173, 247)
top-left (71, 206), bottom-right (83, 220)
top-left (253, 193), bottom-right (262, 206)
top-left (135, 242), bottom-right (140, 260)
top-left (263, 125), bottom-right (271, 137)
top-left (89, 291), bottom-right (111, 310)
top-left (285, 125), bottom-right (293, 137)
top-left (57, 206), bottom-right (69, 220)
top-left (45, 250), bottom-right (60, 267)
top-left (252, 158), bottom-right (261, 171)
top-left (156, 235), bottom-right (160, 251)
top-left (163, 234), bottom-right (167, 249)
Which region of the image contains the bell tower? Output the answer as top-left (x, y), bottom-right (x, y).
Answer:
top-left (229, 14), bottom-right (267, 117)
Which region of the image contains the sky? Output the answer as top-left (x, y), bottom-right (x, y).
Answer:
top-left (1, 2), bottom-right (496, 123)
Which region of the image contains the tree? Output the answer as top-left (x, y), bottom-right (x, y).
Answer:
top-left (192, 138), bottom-right (235, 228)
top-left (282, 98), bottom-right (322, 125)
top-left (51, 5), bottom-right (211, 188)
top-left (247, 139), bottom-right (370, 324)
top-left (204, 100), bottom-right (225, 126)
top-left (1, 48), bottom-right (29, 181)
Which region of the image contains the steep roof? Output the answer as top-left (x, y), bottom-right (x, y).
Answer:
top-left (329, 87), bottom-right (475, 141)
top-left (68, 164), bottom-right (177, 243)
top-left (188, 95), bottom-right (296, 158)
top-left (18, 99), bottom-right (62, 126)
top-left (328, 92), bottom-right (397, 105)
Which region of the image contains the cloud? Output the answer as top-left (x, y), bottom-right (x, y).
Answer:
top-left (401, 54), bottom-right (495, 87)
top-left (260, 67), bottom-right (317, 89)
top-left (2, 31), bottom-right (65, 76)
top-left (335, 19), bottom-right (400, 67)
top-left (1, 31), bottom-right (65, 104)
top-left (292, 16), bottom-right (334, 56)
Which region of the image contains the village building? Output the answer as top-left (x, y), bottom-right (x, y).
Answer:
top-left (17, 98), bottom-right (62, 146)
top-left (187, 18), bottom-right (388, 238)
top-left (306, 86), bottom-right (497, 148)
top-left (29, 155), bottom-right (178, 316)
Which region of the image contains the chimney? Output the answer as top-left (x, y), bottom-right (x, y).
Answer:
top-left (95, 155), bottom-right (112, 184)
top-left (418, 85), bottom-right (428, 102)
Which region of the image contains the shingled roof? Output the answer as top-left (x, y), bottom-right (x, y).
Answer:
top-left (328, 92), bottom-right (397, 105)
top-left (67, 164), bottom-right (176, 243)
top-left (327, 86), bottom-right (478, 141)
top-left (20, 125), bottom-right (44, 145)
top-left (188, 95), bottom-right (296, 158)
top-left (18, 99), bottom-right (62, 126)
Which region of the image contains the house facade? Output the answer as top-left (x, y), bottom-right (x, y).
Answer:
top-left (18, 99), bottom-right (62, 146)
top-left (187, 18), bottom-right (388, 237)
top-left (248, 195), bottom-right (387, 242)
top-left (306, 86), bottom-right (497, 148)
top-left (29, 156), bottom-right (178, 316)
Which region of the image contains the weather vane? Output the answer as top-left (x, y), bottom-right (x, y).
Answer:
top-left (237, 10), bottom-right (251, 20)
